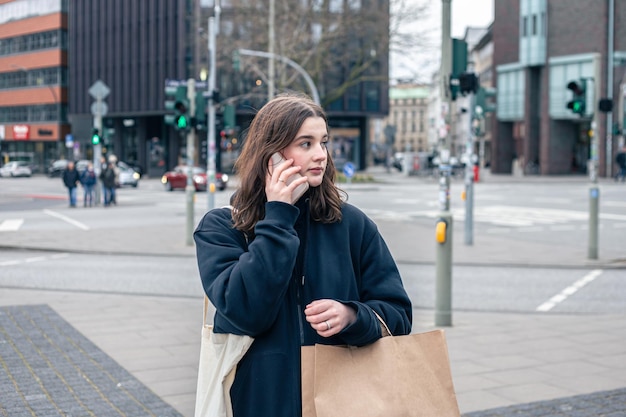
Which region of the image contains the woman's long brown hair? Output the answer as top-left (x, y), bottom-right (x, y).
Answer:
top-left (231, 93), bottom-right (345, 236)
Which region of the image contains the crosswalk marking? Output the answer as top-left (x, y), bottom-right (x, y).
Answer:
top-left (0, 219), bottom-right (24, 232)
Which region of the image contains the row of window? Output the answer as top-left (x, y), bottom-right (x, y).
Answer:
top-left (521, 13), bottom-right (546, 37)
top-left (0, 67), bottom-right (67, 90)
top-left (0, 29), bottom-right (67, 56)
top-left (0, 104), bottom-right (66, 123)
top-left (0, 0), bottom-right (68, 25)
top-left (391, 98), bottom-right (427, 106)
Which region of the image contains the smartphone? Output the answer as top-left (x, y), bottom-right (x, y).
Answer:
top-left (271, 153), bottom-right (309, 202)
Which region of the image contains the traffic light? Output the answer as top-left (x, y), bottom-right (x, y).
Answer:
top-left (566, 79), bottom-right (586, 115)
top-left (195, 91), bottom-right (206, 126)
top-left (449, 38), bottom-right (468, 101)
top-left (598, 98), bottom-right (613, 113)
top-left (164, 84), bottom-right (189, 130)
top-left (475, 87), bottom-right (496, 114)
top-left (174, 100), bottom-right (190, 131)
top-left (459, 72), bottom-right (479, 95)
top-left (91, 128), bottom-right (101, 145)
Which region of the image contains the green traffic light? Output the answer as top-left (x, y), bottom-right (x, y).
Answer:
top-left (176, 116), bottom-right (188, 129)
top-left (92, 135), bottom-right (100, 145)
top-left (572, 102), bottom-right (582, 112)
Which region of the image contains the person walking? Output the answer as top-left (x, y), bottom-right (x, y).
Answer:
top-left (193, 93), bottom-right (412, 417)
top-left (62, 161), bottom-right (80, 208)
top-left (100, 161), bottom-right (117, 206)
top-left (615, 146), bottom-right (626, 182)
top-left (80, 162), bottom-right (97, 207)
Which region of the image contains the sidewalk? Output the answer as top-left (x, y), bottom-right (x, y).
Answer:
top-left (1, 169), bottom-right (625, 416)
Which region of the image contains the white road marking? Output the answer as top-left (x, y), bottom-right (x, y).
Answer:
top-left (43, 209), bottom-right (90, 230)
top-left (0, 253), bottom-right (69, 267)
top-left (0, 219), bottom-right (24, 232)
top-left (536, 269), bottom-right (603, 312)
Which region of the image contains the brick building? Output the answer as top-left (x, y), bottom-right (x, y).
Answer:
top-left (492, 0), bottom-right (626, 176)
top-left (0, 0), bottom-right (69, 172)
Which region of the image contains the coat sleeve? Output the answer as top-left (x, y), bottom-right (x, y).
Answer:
top-left (194, 202), bottom-right (301, 336)
top-left (337, 209), bottom-right (412, 346)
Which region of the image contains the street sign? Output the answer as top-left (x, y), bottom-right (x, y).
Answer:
top-left (88, 80), bottom-right (110, 99)
top-left (343, 162), bottom-right (355, 178)
top-left (90, 101), bottom-right (108, 117)
top-left (65, 134), bottom-right (73, 148)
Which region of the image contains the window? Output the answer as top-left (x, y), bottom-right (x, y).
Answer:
top-left (522, 16), bottom-right (527, 37)
top-left (532, 14), bottom-right (537, 36)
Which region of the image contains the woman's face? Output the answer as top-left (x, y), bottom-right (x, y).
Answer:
top-left (281, 116), bottom-right (328, 188)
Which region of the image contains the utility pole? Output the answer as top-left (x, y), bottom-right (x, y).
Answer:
top-left (185, 78), bottom-right (196, 246)
top-left (435, 0), bottom-right (453, 327)
top-left (588, 53), bottom-right (601, 259)
top-left (464, 87), bottom-right (475, 245)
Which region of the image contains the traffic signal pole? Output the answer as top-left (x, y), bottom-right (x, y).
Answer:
top-left (435, 0), bottom-right (453, 327)
top-left (186, 78), bottom-right (196, 246)
top-left (588, 54), bottom-right (601, 259)
top-left (207, 16), bottom-right (218, 212)
top-left (464, 91), bottom-right (475, 245)
top-left (92, 99), bottom-right (103, 206)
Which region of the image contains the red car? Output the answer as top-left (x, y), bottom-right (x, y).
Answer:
top-left (161, 166), bottom-right (228, 191)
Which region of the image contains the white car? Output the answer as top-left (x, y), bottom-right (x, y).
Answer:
top-left (116, 161), bottom-right (140, 187)
top-left (0, 161), bottom-right (32, 177)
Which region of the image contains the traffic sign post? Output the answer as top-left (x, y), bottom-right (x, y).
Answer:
top-left (89, 80), bottom-right (110, 206)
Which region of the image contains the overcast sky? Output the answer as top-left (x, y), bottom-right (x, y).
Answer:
top-left (391, 0), bottom-right (494, 81)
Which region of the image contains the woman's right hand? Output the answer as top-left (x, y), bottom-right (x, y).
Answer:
top-left (265, 157), bottom-right (308, 204)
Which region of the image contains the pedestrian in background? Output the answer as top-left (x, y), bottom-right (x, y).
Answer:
top-left (62, 161), bottom-right (80, 208)
top-left (100, 161), bottom-right (117, 206)
top-left (615, 146), bottom-right (626, 182)
top-left (99, 155), bottom-right (108, 205)
top-left (108, 154), bottom-right (119, 204)
top-left (80, 162), bottom-right (97, 207)
top-left (193, 93), bottom-right (412, 417)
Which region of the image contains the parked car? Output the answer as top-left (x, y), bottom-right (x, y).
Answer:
top-left (0, 161), bottom-right (32, 177)
top-left (47, 160), bottom-right (69, 177)
top-left (122, 161), bottom-right (144, 178)
top-left (48, 159), bottom-right (90, 177)
top-left (161, 166), bottom-right (228, 192)
top-left (116, 161), bottom-right (140, 187)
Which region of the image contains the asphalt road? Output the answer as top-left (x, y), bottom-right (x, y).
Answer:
top-left (1, 174), bottom-right (625, 317)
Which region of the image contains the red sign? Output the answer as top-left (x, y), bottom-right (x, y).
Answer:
top-left (13, 125), bottom-right (30, 140)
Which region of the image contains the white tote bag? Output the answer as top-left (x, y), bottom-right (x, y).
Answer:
top-left (194, 296), bottom-right (254, 417)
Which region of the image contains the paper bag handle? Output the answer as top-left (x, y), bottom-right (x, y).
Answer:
top-left (372, 310), bottom-right (392, 337)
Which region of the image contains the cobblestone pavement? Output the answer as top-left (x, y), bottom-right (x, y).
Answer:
top-left (0, 304), bottom-right (182, 417)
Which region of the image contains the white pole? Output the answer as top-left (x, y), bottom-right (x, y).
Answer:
top-left (207, 17), bottom-right (217, 211)
top-left (268, 0), bottom-right (275, 100)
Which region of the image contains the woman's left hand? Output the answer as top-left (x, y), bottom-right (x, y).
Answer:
top-left (304, 299), bottom-right (356, 337)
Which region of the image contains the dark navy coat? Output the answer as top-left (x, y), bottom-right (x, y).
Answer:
top-left (194, 197), bottom-right (412, 417)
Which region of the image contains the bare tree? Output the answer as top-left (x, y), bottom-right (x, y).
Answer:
top-left (213, 0), bottom-right (433, 106)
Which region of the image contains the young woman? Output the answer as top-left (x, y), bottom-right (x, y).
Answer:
top-left (194, 93), bottom-right (412, 417)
